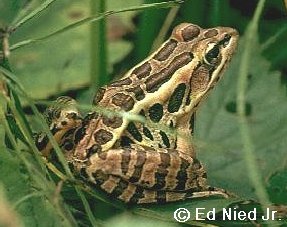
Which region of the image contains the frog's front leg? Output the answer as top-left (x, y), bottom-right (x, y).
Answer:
top-left (35, 96), bottom-right (82, 157)
top-left (83, 144), bottom-right (229, 204)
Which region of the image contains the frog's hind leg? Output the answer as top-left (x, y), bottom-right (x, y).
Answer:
top-left (84, 144), bottom-right (229, 204)
top-left (127, 185), bottom-right (229, 204)
top-left (87, 173), bottom-right (228, 204)
top-left (86, 144), bottom-right (208, 192)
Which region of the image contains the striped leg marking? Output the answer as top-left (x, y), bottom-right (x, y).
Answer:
top-left (84, 144), bottom-right (228, 203)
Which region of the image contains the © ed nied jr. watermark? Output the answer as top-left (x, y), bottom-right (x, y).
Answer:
top-left (174, 207), bottom-right (279, 223)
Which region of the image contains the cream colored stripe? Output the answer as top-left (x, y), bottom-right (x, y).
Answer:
top-left (88, 149), bottom-right (123, 176)
top-left (165, 151), bottom-right (181, 190)
top-left (118, 183), bottom-right (137, 203)
top-left (138, 190), bottom-right (156, 204)
top-left (166, 192), bottom-right (185, 202)
top-left (139, 150), bottom-right (161, 188)
top-left (101, 176), bottom-right (120, 194)
top-left (125, 149), bottom-right (138, 179)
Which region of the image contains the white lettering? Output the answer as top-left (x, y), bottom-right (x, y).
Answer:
top-left (248, 209), bottom-right (256, 220)
top-left (262, 208), bottom-right (277, 221)
top-left (206, 208), bottom-right (215, 220)
top-left (196, 208), bottom-right (205, 220)
top-left (237, 211), bottom-right (246, 220)
top-left (223, 208), bottom-right (257, 221)
top-left (222, 208), bottom-right (232, 220)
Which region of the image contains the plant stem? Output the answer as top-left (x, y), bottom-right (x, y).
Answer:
top-left (90, 0), bottom-right (108, 91)
top-left (236, 0), bottom-right (273, 218)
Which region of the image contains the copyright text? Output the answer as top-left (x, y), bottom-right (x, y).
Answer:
top-left (173, 207), bottom-right (279, 223)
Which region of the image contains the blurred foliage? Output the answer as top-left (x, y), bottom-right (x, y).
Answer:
top-left (0, 0), bottom-right (287, 226)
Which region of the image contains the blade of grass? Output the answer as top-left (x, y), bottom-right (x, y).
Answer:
top-left (260, 24), bottom-right (287, 52)
top-left (74, 187), bottom-right (99, 226)
top-left (0, 101), bottom-right (74, 226)
top-left (0, 68), bottom-right (51, 175)
top-left (135, 0), bottom-right (169, 61)
top-left (1, 94), bottom-right (71, 205)
top-left (9, 1), bottom-right (34, 29)
top-left (34, 99), bottom-right (193, 149)
top-left (150, 6), bottom-right (180, 52)
top-left (13, 191), bottom-right (47, 209)
top-left (10, 0), bottom-right (183, 51)
top-left (0, 66), bottom-right (73, 177)
top-left (236, 1), bottom-right (277, 225)
top-left (0, 66), bottom-right (114, 222)
top-left (9, 0), bottom-right (58, 33)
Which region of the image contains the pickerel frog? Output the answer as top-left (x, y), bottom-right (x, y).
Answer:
top-left (36, 23), bottom-right (238, 204)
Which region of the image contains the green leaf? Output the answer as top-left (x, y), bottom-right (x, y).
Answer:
top-left (267, 170), bottom-right (287, 204)
top-left (5, 112), bottom-right (28, 148)
top-left (9, 0), bottom-right (133, 99)
top-left (0, 149), bottom-right (75, 226)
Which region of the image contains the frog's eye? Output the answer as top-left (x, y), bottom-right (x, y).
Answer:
top-left (218, 34), bottom-right (232, 47)
top-left (204, 45), bottom-right (220, 65)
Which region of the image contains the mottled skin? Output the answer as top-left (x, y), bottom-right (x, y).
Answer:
top-left (37, 23), bottom-right (238, 204)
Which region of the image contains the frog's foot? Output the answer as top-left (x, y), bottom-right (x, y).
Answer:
top-left (185, 187), bottom-right (230, 199)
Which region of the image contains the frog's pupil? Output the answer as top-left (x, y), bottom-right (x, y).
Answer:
top-left (205, 46), bottom-right (220, 63)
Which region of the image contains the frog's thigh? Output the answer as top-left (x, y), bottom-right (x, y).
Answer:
top-left (86, 172), bottom-right (191, 204)
top-left (86, 144), bottom-right (208, 191)
top-left (84, 170), bottom-right (228, 204)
